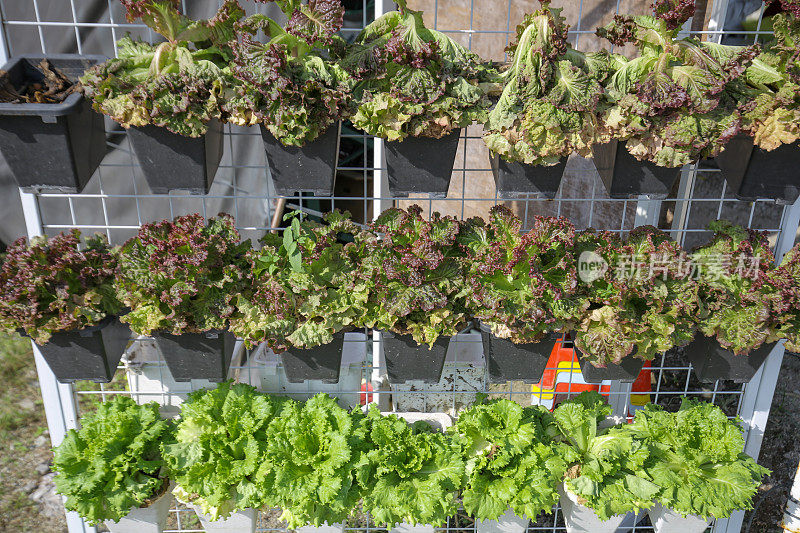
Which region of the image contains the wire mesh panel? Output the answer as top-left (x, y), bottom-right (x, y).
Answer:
top-left (1, 0), bottom-right (797, 532)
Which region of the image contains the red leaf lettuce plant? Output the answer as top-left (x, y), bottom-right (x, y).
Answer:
top-left (596, 9), bottom-right (757, 166)
top-left (80, 0), bottom-right (245, 137)
top-left (363, 205), bottom-right (467, 347)
top-left (230, 210), bottom-right (370, 351)
top-left (573, 226), bottom-right (696, 367)
top-left (0, 230), bottom-right (122, 344)
top-left (344, 0), bottom-right (498, 141)
top-left (483, 1), bottom-right (616, 165)
top-left (692, 220), bottom-right (782, 354)
top-left (229, 0), bottom-right (354, 146)
top-left (458, 205), bottom-right (586, 343)
top-left (116, 213), bottom-right (249, 336)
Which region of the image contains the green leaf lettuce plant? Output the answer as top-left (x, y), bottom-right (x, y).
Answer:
top-left (116, 213), bottom-right (250, 336)
top-left (0, 230), bottom-right (123, 344)
top-left (163, 382), bottom-right (288, 519)
top-left (453, 398), bottom-right (568, 520)
top-left (259, 393), bottom-right (367, 527)
top-left (229, 0), bottom-right (354, 146)
top-left (81, 0), bottom-right (245, 137)
top-left (458, 205), bottom-right (586, 343)
top-left (355, 405), bottom-right (464, 526)
top-left (627, 398), bottom-right (769, 519)
top-left (553, 391), bottom-right (659, 521)
top-left (483, 1), bottom-right (616, 165)
top-left (344, 0), bottom-right (498, 141)
top-left (229, 211), bottom-right (370, 351)
top-left (53, 396), bottom-right (174, 525)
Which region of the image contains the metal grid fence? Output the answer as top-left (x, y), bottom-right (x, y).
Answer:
top-left (1, 0), bottom-right (798, 532)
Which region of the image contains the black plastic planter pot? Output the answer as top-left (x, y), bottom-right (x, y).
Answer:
top-left (381, 331), bottom-right (449, 384)
top-left (35, 317), bottom-right (130, 383)
top-left (479, 324), bottom-right (555, 383)
top-left (489, 155), bottom-right (566, 198)
top-left (280, 332), bottom-right (345, 383)
top-left (686, 335), bottom-right (776, 383)
top-left (572, 335), bottom-right (644, 383)
top-left (152, 330), bottom-right (235, 382)
top-left (261, 122), bottom-right (341, 196)
top-left (385, 129), bottom-right (461, 198)
top-left (128, 119), bottom-right (224, 194)
top-left (0, 55), bottom-right (106, 192)
top-left (715, 135), bottom-right (800, 204)
top-left (592, 140), bottom-right (682, 199)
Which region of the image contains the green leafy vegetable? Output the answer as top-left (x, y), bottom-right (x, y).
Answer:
top-left (355, 406), bottom-right (464, 526)
top-left (627, 399), bottom-right (769, 518)
top-left (553, 391), bottom-right (658, 520)
top-left (53, 396), bottom-right (174, 525)
top-left (163, 382), bottom-right (287, 519)
top-left (453, 398), bottom-right (567, 520)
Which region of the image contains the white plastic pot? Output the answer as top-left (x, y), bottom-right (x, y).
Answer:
top-left (389, 523), bottom-right (435, 533)
top-left (648, 502), bottom-right (711, 533)
top-left (558, 484), bottom-right (630, 533)
top-left (190, 505), bottom-right (257, 533)
top-left (104, 484), bottom-right (174, 533)
top-left (296, 522), bottom-right (346, 533)
top-left (475, 508), bottom-right (529, 533)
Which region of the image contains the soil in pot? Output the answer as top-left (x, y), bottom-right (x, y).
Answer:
top-left (381, 331), bottom-right (449, 384)
top-left (104, 481), bottom-right (174, 533)
top-left (0, 55), bottom-right (107, 192)
top-left (592, 140), bottom-right (682, 199)
top-left (261, 122), bottom-right (341, 197)
top-left (475, 509), bottom-right (529, 533)
top-left (36, 316), bottom-right (130, 383)
top-left (558, 484), bottom-right (631, 533)
top-left (127, 119), bottom-right (224, 194)
top-left (714, 135), bottom-right (800, 205)
top-left (152, 330), bottom-right (236, 382)
top-left (280, 332), bottom-right (345, 383)
top-left (647, 502), bottom-right (711, 533)
top-left (489, 154), bottom-right (566, 198)
top-left (385, 129), bottom-right (461, 198)
top-left (191, 506), bottom-right (257, 533)
top-left (572, 337), bottom-right (644, 383)
top-left (686, 335), bottom-right (776, 383)
top-left (479, 324), bottom-right (555, 383)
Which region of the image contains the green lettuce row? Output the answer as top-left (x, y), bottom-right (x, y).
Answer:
top-left (52, 389), bottom-right (768, 525)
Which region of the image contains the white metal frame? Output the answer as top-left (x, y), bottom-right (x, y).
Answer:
top-left (1, 1), bottom-right (797, 532)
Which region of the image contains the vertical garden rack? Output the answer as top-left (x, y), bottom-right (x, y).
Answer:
top-left (1, 0), bottom-right (799, 532)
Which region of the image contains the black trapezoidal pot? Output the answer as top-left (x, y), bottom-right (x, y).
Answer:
top-left (489, 154), bottom-right (566, 198)
top-left (686, 335), bottom-right (776, 383)
top-left (714, 134), bottom-right (800, 205)
top-left (0, 55), bottom-right (106, 192)
top-left (261, 122), bottom-right (341, 197)
top-left (280, 332), bottom-right (345, 383)
top-left (592, 140), bottom-right (682, 199)
top-left (152, 330), bottom-right (236, 382)
top-left (35, 316), bottom-right (130, 383)
top-left (572, 332), bottom-right (644, 383)
top-left (128, 119), bottom-right (224, 194)
top-left (479, 323), bottom-right (556, 383)
top-left (381, 330), bottom-right (449, 384)
top-left (385, 128), bottom-right (461, 198)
